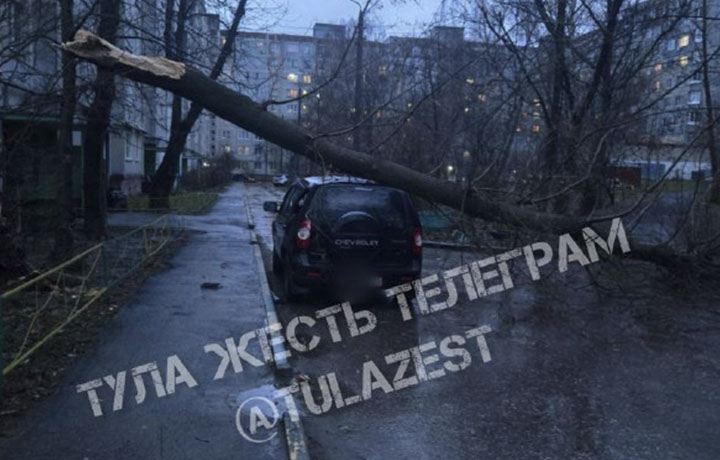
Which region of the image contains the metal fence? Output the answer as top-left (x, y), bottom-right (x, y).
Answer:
top-left (0, 214), bottom-right (182, 394)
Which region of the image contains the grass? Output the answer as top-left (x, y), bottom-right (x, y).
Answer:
top-left (127, 191), bottom-right (219, 215)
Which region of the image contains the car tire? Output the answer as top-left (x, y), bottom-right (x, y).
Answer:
top-left (283, 256), bottom-right (301, 303)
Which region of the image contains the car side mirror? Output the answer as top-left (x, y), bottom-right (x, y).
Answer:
top-left (263, 201), bottom-right (279, 212)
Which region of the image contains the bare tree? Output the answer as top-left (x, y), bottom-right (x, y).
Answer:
top-left (82, 0), bottom-right (121, 239)
top-left (148, 0), bottom-right (247, 208)
top-left (61, 30), bottom-right (720, 275)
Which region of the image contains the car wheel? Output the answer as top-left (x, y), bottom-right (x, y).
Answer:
top-left (272, 251), bottom-right (282, 274)
top-left (283, 256), bottom-right (301, 303)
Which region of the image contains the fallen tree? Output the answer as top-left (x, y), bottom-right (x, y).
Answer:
top-left (60, 30), bottom-right (718, 274)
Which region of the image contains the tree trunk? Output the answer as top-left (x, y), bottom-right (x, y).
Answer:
top-left (149, 0), bottom-right (247, 208)
top-left (83, 0), bottom-right (121, 240)
top-left (701, 0), bottom-right (720, 204)
top-left (52, 0), bottom-right (77, 262)
top-left (60, 30), bottom-right (718, 273)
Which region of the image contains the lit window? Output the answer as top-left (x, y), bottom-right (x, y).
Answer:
top-left (378, 65), bottom-right (387, 75)
top-left (287, 89), bottom-right (299, 98)
top-left (532, 124), bottom-right (541, 133)
top-left (654, 80), bottom-right (661, 91)
top-left (680, 55), bottom-right (689, 67)
top-left (376, 110), bottom-right (383, 118)
top-left (407, 102), bottom-right (413, 109)
top-left (516, 126), bottom-right (522, 132)
top-left (464, 107), bottom-right (470, 113)
top-left (287, 73), bottom-right (298, 82)
top-left (465, 77), bottom-right (475, 85)
top-left (221, 37), bottom-right (227, 46)
top-left (303, 75), bottom-right (312, 84)
top-left (463, 150), bottom-right (470, 158)
top-left (654, 63), bottom-right (663, 72)
top-left (477, 93), bottom-right (487, 102)
top-left (301, 104), bottom-right (308, 112)
top-left (533, 98), bottom-right (541, 106)
top-left (350, 107), bottom-right (356, 113)
top-left (532, 111), bottom-right (540, 118)
top-left (678, 35), bottom-right (690, 48)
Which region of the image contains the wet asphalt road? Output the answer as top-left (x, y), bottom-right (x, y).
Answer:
top-left (0, 185), bottom-right (286, 459)
top-left (245, 182), bottom-right (720, 460)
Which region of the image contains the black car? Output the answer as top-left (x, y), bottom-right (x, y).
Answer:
top-left (264, 176), bottom-right (422, 301)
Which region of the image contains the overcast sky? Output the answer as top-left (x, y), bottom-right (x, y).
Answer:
top-left (249, 0), bottom-right (448, 38)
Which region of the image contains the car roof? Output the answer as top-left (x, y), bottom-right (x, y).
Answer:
top-left (300, 175), bottom-right (375, 187)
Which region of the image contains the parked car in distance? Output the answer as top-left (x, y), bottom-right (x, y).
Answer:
top-left (272, 174), bottom-right (289, 186)
top-left (264, 176), bottom-right (422, 302)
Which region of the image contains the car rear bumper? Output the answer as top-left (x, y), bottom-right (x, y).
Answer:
top-left (288, 253), bottom-right (421, 290)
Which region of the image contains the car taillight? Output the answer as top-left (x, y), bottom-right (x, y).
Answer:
top-left (296, 219), bottom-right (312, 249)
top-left (412, 228), bottom-right (422, 255)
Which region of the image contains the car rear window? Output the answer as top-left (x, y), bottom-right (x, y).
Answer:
top-left (311, 185), bottom-right (410, 230)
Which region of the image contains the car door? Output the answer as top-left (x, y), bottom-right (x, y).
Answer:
top-left (273, 184), bottom-right (303, 255)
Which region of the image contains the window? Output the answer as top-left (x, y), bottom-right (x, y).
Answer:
top-left (654, 63), bottom-right (663, 72)
top-left (287, 89), bottom-right (299, 98)
top-left (465, 77), bottom-right (475, 85)
top-left (478, 93), bottom-right (487, 102)
top-left (254, 161), bottom-right (262, 169)
top-left (303, 44), bottom-right (312, 55)
top-left (678, 35), bottom-right (690, 48)
top-left (256, 41), bottom-right (265, 54)
top-left (287, 43), bottom-right (299, 53)
top-left (667, 39), bottom-right (676, 51)
top-left (222, 130), bottom-right (230, 138)
top-left (688, 110), bottom-right (701, 125)
top-left (270, 43), bottom-right (280, 53)
top-left (680, 55), bottom-right (689, 67)
top-left (532, 124), bottom-right (541, 133)
top-left (378, 65), bottom-right (388, 75)
top-left (654, 80), bottom-right (661, 91)
top-left (287, 73), bottom-right (298, 82)
top-left (303, 74), bottom-right (312, 84)
top-left (689, 90), bottom-right (702, 104)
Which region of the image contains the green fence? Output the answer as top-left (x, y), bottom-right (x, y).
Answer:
top-left (0, 214), bottom-right (182, 396)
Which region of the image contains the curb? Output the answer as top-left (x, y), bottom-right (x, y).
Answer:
top-left (244, 196), bottom-right (311, 460)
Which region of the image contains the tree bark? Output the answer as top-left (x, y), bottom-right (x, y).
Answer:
top-left (60, 30), bottom-right (718, 273)
top-left (82, 0), bottom-right (121, 240)
top-left (52, 0), bottom-right (77, 262)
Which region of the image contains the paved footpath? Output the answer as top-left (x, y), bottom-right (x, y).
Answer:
top-left (0, 184), bottom-right (286, 460)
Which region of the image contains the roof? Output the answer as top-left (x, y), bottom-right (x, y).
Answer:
top-left (301, 176), bottom-right (374, 186)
